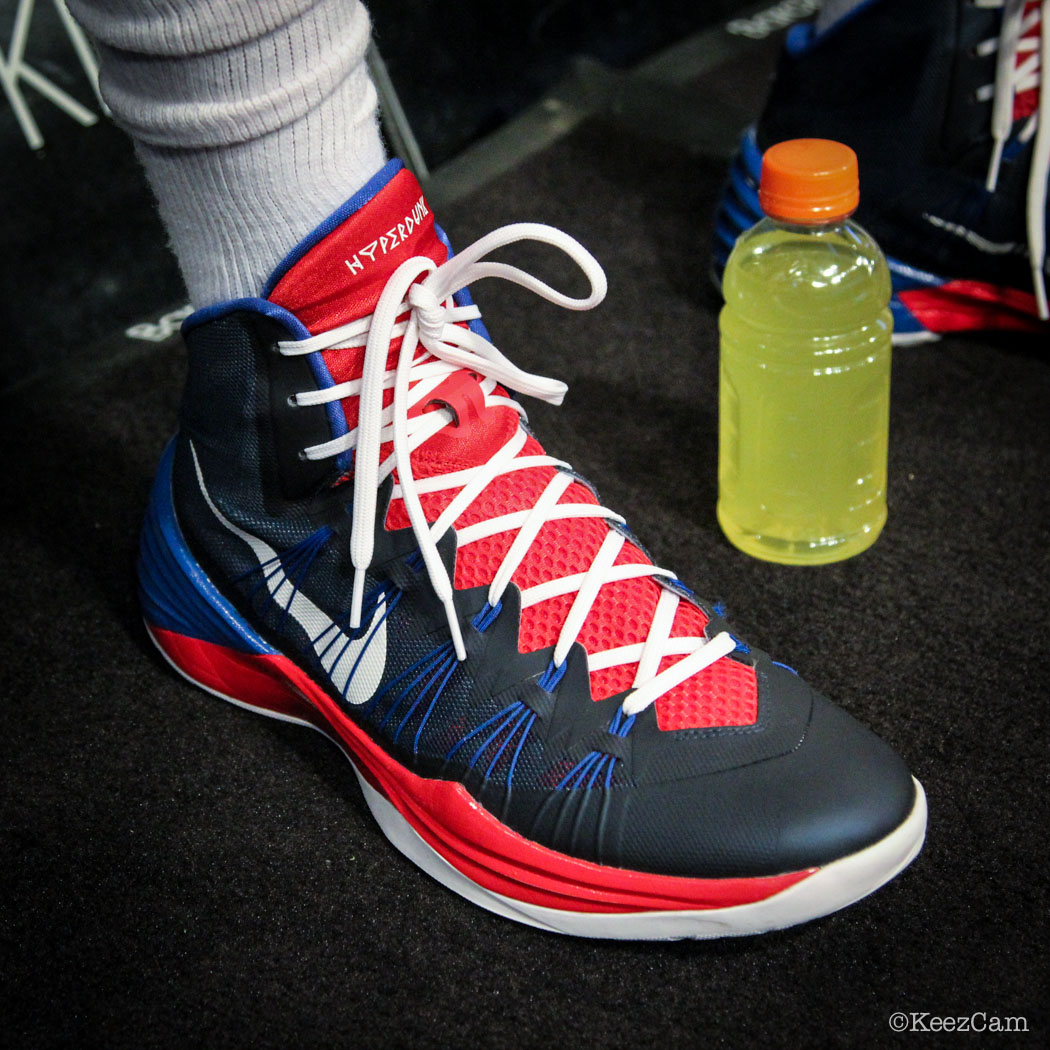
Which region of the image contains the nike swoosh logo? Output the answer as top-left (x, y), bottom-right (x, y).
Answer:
top-left (190, 441), bottom-right (386, 705)
top-left (923, 213), bottom-right (1023, 257)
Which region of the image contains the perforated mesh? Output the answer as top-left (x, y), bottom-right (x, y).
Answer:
top-left (310, 288), bottom-right (758, 729)
top-left (379, 419), bottom-right (758, 725)
top-left (655, 655), bottom-right (758, 730)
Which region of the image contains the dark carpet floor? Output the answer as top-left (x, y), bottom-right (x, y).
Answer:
top-left (4, 117), bottom-right (1049, 1049)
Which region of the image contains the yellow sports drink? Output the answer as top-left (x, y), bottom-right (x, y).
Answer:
top-left (718, 139), bottom-right (892, 565)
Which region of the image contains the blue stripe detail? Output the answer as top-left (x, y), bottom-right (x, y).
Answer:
top-left (609, 705), bottom-right (637, 738)
top-left (485, 706), bottom-right (532, 778)
top-left (182, 297), bottom-right (310, 338)
top-left (556, 751), bottom-right (604, 790)
top-left (138, 440), bottom-right (275, 655)
top-left (537, 658), bottom-right (568, 693)
top-left (719, 196), bottom-right (757, 243)
top-left (310, 357), bottom-right (351, 474)
top-left (713, 127), bottom-right (765, 279)
top-left (341, 604), bottom-right (396, 704)
top-left (367, 641), bottom-right (450, 717)
top-left (412, 649), bottom-right (460, 754)
top-left (732, 128), bottom-right (763, 205)
top-left (887, 256), bottom-right (945, 291)
top-left (447, 700), bottom-right (523, 761)
top-left (471, 600), bottom-right (502, 632)
top-left (468, 703), bottom-right (527, 771)
top-left (885, 254), bottom-right (950, 335)
top-left (372, 639), bottom-right (452, 730)
top-left (506, 712), bottom-right (536, 789)
top-left (235, 526), bottom-right (333, 629)
top-left (586, 754), bottom-right (610, 789)
top-left (393, 651), bottom-right (456, 742)
top-left (313, 581), bottom-right (394, 666)
top-left (713, 231), bottom-right (735, 265)
top-left (328, 587), bottom-right (401, 702)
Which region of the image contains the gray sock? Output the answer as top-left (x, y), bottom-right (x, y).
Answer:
top-left (67, 0), bottom-right (388, 306)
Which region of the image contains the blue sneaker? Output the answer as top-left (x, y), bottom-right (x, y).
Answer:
top-left (140, 160), bottom-right (926, 938)
top-left (715, 0), bottom-right (1049, 344)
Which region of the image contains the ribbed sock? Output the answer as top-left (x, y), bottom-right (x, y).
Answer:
top-left (67, 0), bottom-right (387, 307)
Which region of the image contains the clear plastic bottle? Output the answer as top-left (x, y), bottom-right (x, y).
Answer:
top-left (717, 138), bottom-right (893, 565)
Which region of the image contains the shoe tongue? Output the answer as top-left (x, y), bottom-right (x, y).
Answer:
top-left (266, 162), bottom-right (447, 333)
top-left (264, 160), bottom-right (519, 477)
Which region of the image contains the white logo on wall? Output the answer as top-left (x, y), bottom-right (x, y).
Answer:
top-left (727, 0), bottom-right (822, 40)
top-left (125, 305), bottom-right (194, 343)
top-left (1, 0), bottom-right (108, 150)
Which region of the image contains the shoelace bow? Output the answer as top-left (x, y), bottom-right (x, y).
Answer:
top-left (278, 222), bottom-right (735, 718)
top-left (978, 0), bottom-right (1049, 316)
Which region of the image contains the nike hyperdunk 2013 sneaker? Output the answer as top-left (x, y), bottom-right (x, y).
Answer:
top-left (715, 0), bottom-right (1049, 344)
top-left (140, 161), bottom-right (926, 939)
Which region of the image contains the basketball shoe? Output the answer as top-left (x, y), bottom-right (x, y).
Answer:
top-left (139, 160), bottom-right (926, 939)
top-left (714, 0), bottom-right (1049, 344)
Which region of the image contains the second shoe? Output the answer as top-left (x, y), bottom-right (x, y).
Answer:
top-left (715, 0), bottom-right (1049, 344)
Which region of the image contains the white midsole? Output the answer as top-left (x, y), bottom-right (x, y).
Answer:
top-left (357, 769), bottom-right (927, 940)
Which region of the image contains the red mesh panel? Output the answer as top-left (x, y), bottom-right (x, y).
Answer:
top-left (457, 532), bottom-right (515, 589)
top-left (343, 354), bottom-right (749, 724)
top-left (655, 657), bottom-right (758, 730)
top-left (576, 577), bottom-right (658, 664)
top-left (589, 664), bottom-right (637, 701)
top-left (519, 592), bottom-right (574, 653)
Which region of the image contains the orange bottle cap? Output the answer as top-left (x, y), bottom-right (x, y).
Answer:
top-left (758, 139), bottom-right (860, 223)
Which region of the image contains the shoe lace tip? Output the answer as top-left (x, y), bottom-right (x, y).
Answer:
top-left (446, 601), bottom-right (467, 662)
top-left (349, 569), bottom-right (366, 630)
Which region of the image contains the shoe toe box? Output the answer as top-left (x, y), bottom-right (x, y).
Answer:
top-left (611, 675), bottom-right (918, 878)
top-left (766, 688), bottom-right (917, 872)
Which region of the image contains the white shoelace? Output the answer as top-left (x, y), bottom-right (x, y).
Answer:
top-left (277, 223), bottom-right (736, 718)
top-left (977, 0), bottom-right (1049, 316)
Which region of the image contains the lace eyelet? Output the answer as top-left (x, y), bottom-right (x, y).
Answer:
top-left (425, 397), bottom-right (460, 427)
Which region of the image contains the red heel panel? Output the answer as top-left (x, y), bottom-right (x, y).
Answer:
top-left (149, 626), bottom-right (325, 728)
top-left (899, 280), bottom-right (1048, 334)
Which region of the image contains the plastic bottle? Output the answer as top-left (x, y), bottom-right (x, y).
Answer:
top-left (717, 138), bottom-right (892, 565)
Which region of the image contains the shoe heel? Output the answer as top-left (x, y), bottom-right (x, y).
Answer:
top-left (713, 127), bottom-right (764, 283)
top-left (893, 276), bottom-right (1048, 340)
top-left (138, 439), bottom-right (323, 727)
